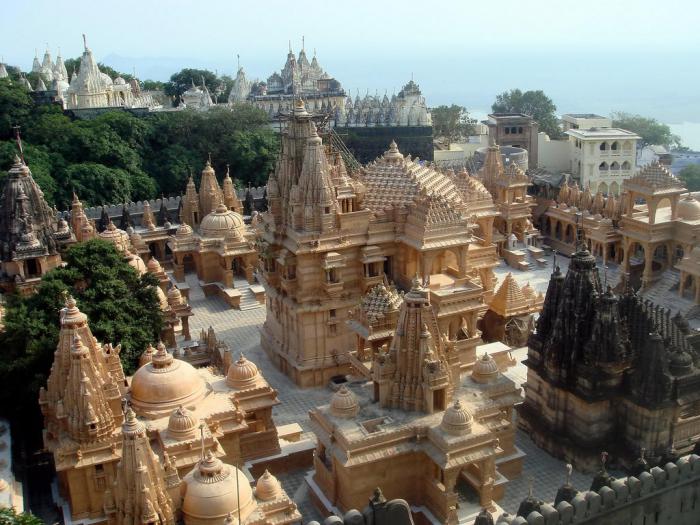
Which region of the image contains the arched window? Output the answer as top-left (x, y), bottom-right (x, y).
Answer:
top-left (611, 141), bottom-right (619, 150)
top-left (610, 181), bottom-right (619, 196)
top-left (611, 162), bottom-right (620, 170)
top-left (599, 182), bottom-right (608, 195)
top-left (600, 142), bottom-right (608, 151)
top-left (623, 141), bottom-right (633, 151)
top-left (622, 161), bottom-right (631, 170)
top-left (599, 162), bottom-right (609, 171)
top-left (511, 126), bottom-right (518, 134)
top-left (518, 127), bottom-right (523, 134)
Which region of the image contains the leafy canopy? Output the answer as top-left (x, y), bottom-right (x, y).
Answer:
top-left (492, 89), bottom-right (562, 138)
top-left (611, 112), bottom-right (682, 149)
top-left (678, 164), bottom-right (700, 192)
top-left (0, 239), bottom-right (163, 421)
top-left (431, 105), bottom-right (476, 145)
top-left (0, 507), bottom-right (43, 525)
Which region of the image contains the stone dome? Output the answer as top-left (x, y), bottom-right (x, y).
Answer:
top-left (471, 353), bottom-right (499, 384)
top-left (130, 343), bottom-right (206, 418)
top-left (255, 469), bottom-right (282, 501)
top-left (181, 451), bottom-right (255, 523)
top-left (167, 285), bottom-right (183, 307)
top-left (440, 399), bottom-right (473, 436)
top-left (126, 251), bottom-right (147, 275)
top-left (167, 405), bottom-right (199, 440)
top-left (114, 76), bottom-right (126, 85)
top-left (147, 257), bottom-right (163, 273)
top-left (99, 221), bottom-right (130, 252)
top-left (669, 348), bottom-right (694, 376)
top-left (200, 204), bottom-right (245, 240)
top-left (176, 222), bottom-right (194, 238)
top-left (330, 385), bottom-right (359, 418)
top-left (226, 354), bottom-right (260, 390)
top-left (677, 194), bottom-right (700, 220)
top-left (139, 343), bottom-right (156, 368)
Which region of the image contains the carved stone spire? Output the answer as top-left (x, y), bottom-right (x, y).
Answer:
top-left (105, 408), bottom-right (176, 525)
top-left (222, 164), bottom-right (243, 214)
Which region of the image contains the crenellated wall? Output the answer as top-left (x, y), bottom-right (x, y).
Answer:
top-left (496, 454), bottom-right (700, 525)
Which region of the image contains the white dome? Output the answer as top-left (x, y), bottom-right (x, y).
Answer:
top-left (471, 353), bottom-right (499, 384)
top-left (677, 195), bottom-right (700, 220)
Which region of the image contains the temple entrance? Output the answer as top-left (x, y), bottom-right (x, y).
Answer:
top-left (455, 474), bottom-right (481, 514)
top-left (25, 258), bottom-right (39, 278)
top-left (183, 254), bottom-right (196, 273)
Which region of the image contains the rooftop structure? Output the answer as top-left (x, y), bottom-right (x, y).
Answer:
top-left (309, 279), bottom-right (524, 523)
top-left (520, 238), bottom-right (700, 472)
top-left (486, 114), bottom-right (539, 169)
top-left (561, 113), bottom-right (612, 131)
top-left (258, 99), bottom-right (503, 387)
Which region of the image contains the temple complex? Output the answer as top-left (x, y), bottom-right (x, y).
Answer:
top-left (170, 161), bottom-right (261, 309)
top-left (0, 155), bottom-right (73, 293)
top-left (258, 98), bottom-right (505, 387)
top-left (237, 44), bottom-right (346, 118)
top-left (539, 162), bottom-right (700, 295)
top-left (38, 295), bottom-right (298, 524)
top-left (520, 239), bottom-right (700, 472)
top-left (308, 278), bottom-right (523, 524)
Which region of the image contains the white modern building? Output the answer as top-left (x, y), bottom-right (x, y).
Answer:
top-left (566, 126), bottom-right (640, 195)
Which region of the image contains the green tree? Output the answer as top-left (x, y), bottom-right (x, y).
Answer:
top-left (611, 112), bottom-right (681, 149)
top-left (141, 79), bottom-right (165, 91)
top-left (61, 162), bottom-right (155, 206)
top-left (678, 164), bottom-right (700, 191)
top-left (0, 78), bottom-right (33, 140)
top-left (431, 105), bottom-right (476, 145)
top-left (492, 89), bottom-right (562, 138)
top-left (0, 507), bottom-right (43, 525)
top-left (0, 239), bottom-right (162, 421)
top-left (164, 68), bottom-right (218, 100)
top-left (0, 141), bottom-right (58, 205)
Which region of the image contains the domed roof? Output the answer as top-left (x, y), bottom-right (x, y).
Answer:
top-left (471, 353), bottom-right (499, 384)
top-left (226, 354), bottom-right (260, 390)
top-left (176, 222), bottom-right (194, 238)
top-left (669, 348), bottom-right (694, 376)
top-left (114, 76), bottom-right (126, 85)
top-left (126, 251), bottom-right (147, 275)
top-left (167, 285), bottom-right (183, 307)
top-left (147, 257), bottom-right (163, 273)
top-left (255, 469), bottom-right (282, 501)
top-left (330, 385), bottom-right (359, 418)
top-left (100, 72), bottom-right (113, 86)
top-left (167, 405), bottom-right (199, 440)
top-left (130, 343), bottom-right (206, 418)
top-left (139, 343), bottom-right (156, 368)
top-left (440, 399), bottom-right (473, 436)
top-left (182, 451), bottom-right (255, 522)
top-left (677, 194), bottom-right (700, 220)
top-left (200, 204), bottom-right (245, 239)
top-left (99, 221), bottom-right (130, 252)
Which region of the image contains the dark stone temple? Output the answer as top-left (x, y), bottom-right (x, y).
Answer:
top-left (520, 240), bottom-right (700, 472)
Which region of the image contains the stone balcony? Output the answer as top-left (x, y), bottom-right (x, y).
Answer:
top-left (323, 280), bottom-right (344, 297)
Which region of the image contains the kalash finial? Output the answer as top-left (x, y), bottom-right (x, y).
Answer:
top-left (565, 463), bottom-right (572, 485)
top-left (82, 33), bottom-right (88, 51)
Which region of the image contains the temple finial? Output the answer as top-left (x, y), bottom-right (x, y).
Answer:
top-left (82, 33), bottom-right (87, 51)
top-left (565, 463), bottom-right (572, 485)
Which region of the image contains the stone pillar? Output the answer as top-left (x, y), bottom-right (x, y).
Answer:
top-left (642, 244), bottom-right (654, 288)
top-left (181, 315), bottom-right (191, 341)
top-left (173, 254), bottom-right (185, 282)
top-left (223, 258), bottom-right (234, 289)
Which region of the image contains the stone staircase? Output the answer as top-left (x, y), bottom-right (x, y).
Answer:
top-left (234, 277), bottom-right (263, 311)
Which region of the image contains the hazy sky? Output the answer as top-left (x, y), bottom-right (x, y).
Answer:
top-left (3, 0), bottom-right (700, 142)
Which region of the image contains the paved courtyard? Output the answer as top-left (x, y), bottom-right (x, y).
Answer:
top-left (180, 254), bottom-right (622, 521)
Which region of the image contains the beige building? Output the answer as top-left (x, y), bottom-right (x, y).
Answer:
top-left (258, 99), bottom-right (502, 387)
top-left (309, 279), bottom-right (523, 524)
top-left (39, 295), bottom-right (299, 524)
top-left (566, 126), bottom-right (639, 195)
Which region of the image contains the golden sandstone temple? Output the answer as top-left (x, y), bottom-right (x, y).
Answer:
top-left (3, 86), bottom-right (700, 524)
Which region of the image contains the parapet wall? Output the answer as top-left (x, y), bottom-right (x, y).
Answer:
top-left (496, 454), bottom-right (700, 525)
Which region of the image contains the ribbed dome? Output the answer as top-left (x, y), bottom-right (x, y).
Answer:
top-left (330, 385), bottom-right (359, 418)
top-left (167, 405), bottom-right (199, 440)
top-left (147, 257), bottom-right (163, 273)
top-left (200, 204), bottom-right (245, 239)
top-left (126, 251), bottom-right (147, 275)
top-left (677, 194), bottom-right (700, 220)
top-left (440, 399), bottom-right (473, 436)
top-left (139, 344), bottom-right (157, 368)
top-left (130, 343), bottom-right (206, 418)
top-left (181, 451), bottom-right (255, 523)
top-left (226, 354), bottom-right (260, 390)
top-left (176, 223), bottom-right (194, 238)
top-left (167, 286), bottom-right (183, 306)
top-left (471, 353), bottom-right (499, 384)
top-left (255, 469), bottom-right (282, 501)
top-left (99, 221), bottom-right (130, 252)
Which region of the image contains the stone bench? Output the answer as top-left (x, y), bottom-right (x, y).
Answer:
top-left (536, 258), bottom-right (548, 268)
top-left (250, 284), bottom-right (266, 304)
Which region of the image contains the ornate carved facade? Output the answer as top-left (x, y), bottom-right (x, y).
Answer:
top-left (39, 296), bottom-right (297, 524)
top-left (309, 279), bottom-right (523, 524)
top-left (258, 99), bottom-right (501, 387)
top-left (521, 241), bottom-right (700, 472)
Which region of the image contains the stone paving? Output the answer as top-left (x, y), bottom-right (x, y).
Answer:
top-left (180, 260), bottom-right (623, 522)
